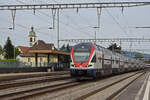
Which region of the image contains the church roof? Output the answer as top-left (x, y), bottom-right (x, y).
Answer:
top-left (18, 46), bottom-right (30, 53)
top-left (18, 40), bottom-right (70, 57)
top-left (18, 45), bottom-right (47, 57)
top-left (29, 40), bottom-right (57, 51)
top-left (29, 27), bottom-right (36, 37)
top-left (29, 40), bottom-right (70, 55)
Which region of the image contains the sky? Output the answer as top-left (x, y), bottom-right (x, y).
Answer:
top-left (0, 0), bottom-right (150, 54)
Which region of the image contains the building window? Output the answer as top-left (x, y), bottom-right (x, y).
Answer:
top-left (116, 60), bottom-right (118, 64)
top-left (30, 38), bottom-right (32, 42)
top-left (28, 58), bottom-right (31, 62)
top-left (98, 58), bottom-right (101, 63)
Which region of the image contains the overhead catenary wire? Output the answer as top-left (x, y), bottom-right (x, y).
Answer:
top-left (15, 0), bottom-right (95, 38)
top-left (0, 16), bottom-right (57, 45)
top-left (96, 0), bottom-right (128, 37)
top-left (52, 0), bottom-right (95, 37)
top-left (105, 9), bottom-right (128, 36)
top-left (1, 0), bottom-right (150, 50)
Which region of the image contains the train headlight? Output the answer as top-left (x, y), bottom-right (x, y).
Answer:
top-left (71, 64), bottom-right (75, 67)
top-left (88, 64), bottom-right (92, 67)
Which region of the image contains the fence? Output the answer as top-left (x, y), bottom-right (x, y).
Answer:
top-left (0, 61), bottom-right (27, 67)
top-left (0, 61), bottom-right (70, 73)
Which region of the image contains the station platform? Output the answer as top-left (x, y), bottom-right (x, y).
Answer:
top-left (115, 69), bottom-right (150, 100)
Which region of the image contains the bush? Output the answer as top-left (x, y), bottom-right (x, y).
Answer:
top-left (0, 59), bottom-right (20, 67)
top-left (0, 59), bottom-right (19, 62)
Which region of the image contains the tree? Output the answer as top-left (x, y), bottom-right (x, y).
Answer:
top-left (0, 45), bottom-right (2, 54)
top-left (66, 43), bottom-right (70, 52)
top-left (60, 44), bottom-right (66, 51)
top-left (60, 44), bottom-right (71, 52)
top-left (3, 37), bottom-right (14, 59)
top-left (15, 47), bottom-right (21, 58)
top-left (107, 43), bottom-right (121, 53)
top-left (59, 44), bottom-right (71, 64)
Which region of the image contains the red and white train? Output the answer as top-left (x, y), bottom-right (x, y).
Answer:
top-left (70, 42), bottom-right (145, 78)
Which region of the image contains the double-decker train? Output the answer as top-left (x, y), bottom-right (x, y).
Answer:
top-left (70, 42), bottom-right (145, 78)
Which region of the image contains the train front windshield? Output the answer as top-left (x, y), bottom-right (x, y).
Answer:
top-left (73, 43), bottom-right (92, 62)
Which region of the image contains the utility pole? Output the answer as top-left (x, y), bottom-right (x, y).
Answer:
top-left (94, 31), bottom-right (96, 44)
top-left (13, 35), bottom-right (15, 59)
top-left (57, 9), bottom-right (59, 50)
top-left (93, 26), bottom-right (99, 44)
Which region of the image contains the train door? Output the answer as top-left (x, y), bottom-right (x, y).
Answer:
top-left (110, 56), bottom-right (113, 74)
top-left (112, 55), bottom-right (119, 74)
top-left (118, 57), bottom-right (120, 73)
top-left (101, 53), bottom-right (104, 76)
top-left (97, 51), bottom-right (102, 69)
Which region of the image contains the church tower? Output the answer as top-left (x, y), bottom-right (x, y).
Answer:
top-left (28, 27), bottom-right (36, 47)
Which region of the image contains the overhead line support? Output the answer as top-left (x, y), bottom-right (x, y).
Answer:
top-left (0, 2), bottom-right (150, 10)
top-left (11, 10), bottom-right (16, 30)
top-left (60, 38), bottom-right (150, 43)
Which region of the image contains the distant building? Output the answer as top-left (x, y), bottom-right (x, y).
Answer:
top-left (0, 51), bottom-right (4, 59)
top-left (18, 40), bottom-right (59, 67)
top-left (18, 27), bottom-right (70, 67)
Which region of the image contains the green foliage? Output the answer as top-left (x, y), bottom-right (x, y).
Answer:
top-left (0, 45), bottom-right (2, 54)
top-left (15, 47), bottom-right (21, 58)
top-left (0, 59), bottom-right (20, 67)
top-left (0, 59), bottom-right (19, 62)
top-left (3, 37), bottom-right (15, 59)
top-left (135, 53), bottom-right (144, 59)
top-left (60, 44), bottom-right (66, 51)
top-left (59, 44), bottom-right (71, 64)
top-left (60, 44), bottom-right (71, 52)
top-left (66, 43), bottom-right (70, 52)
top-left (107, 43), bottom-right (121, 53)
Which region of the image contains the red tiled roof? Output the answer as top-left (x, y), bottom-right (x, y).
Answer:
top-left (18, 45), bottom-right (48, 57)
top-left (18, 40), bottom-right (70, 57)
top-left (18, 46), bottom-right (30, 53)
top-left (29, 40), bottom-right (70, 55)
top-left (29, 40), bottom-right (57, 51)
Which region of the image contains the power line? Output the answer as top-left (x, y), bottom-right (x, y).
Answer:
top-left (15, 0), bottom-right (95, 38)
top-left (105, 9), bottom-right (128, 36)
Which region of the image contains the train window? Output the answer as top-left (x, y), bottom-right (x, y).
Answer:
top-left (91, 55), bottom-right (96, 62)
top-left (112, 60), bottom-right (114, 64)
top-left (116, 60), bottom-right (118, 64)
top-left (98, 58), bottom-right (101, 63)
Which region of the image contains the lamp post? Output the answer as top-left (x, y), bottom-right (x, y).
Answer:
top-left (48, 9), bottom-right (60, 50)
top-left (92, 26), bottom-right (100, 44)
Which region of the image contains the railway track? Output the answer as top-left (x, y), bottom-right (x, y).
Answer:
top-left (76, 71), bottom-right (145, 100)
top-left (33, 71), bottom-right (145, 100)
top-left (0, 71), bottom-right (69, 82)
top-left (0, 71), bottom-right (146, 100)
top-left (0, 80), bottom-right (78, 100)
top-left (0, 75), bottom-right (92, 100)
top-left (0, 74), bottom-right (70, 90)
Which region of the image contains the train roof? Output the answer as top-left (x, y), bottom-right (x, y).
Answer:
top-left (73, 42), bottom-right (143, 62)
top-left (74, 42), bottom-right (93, 47)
